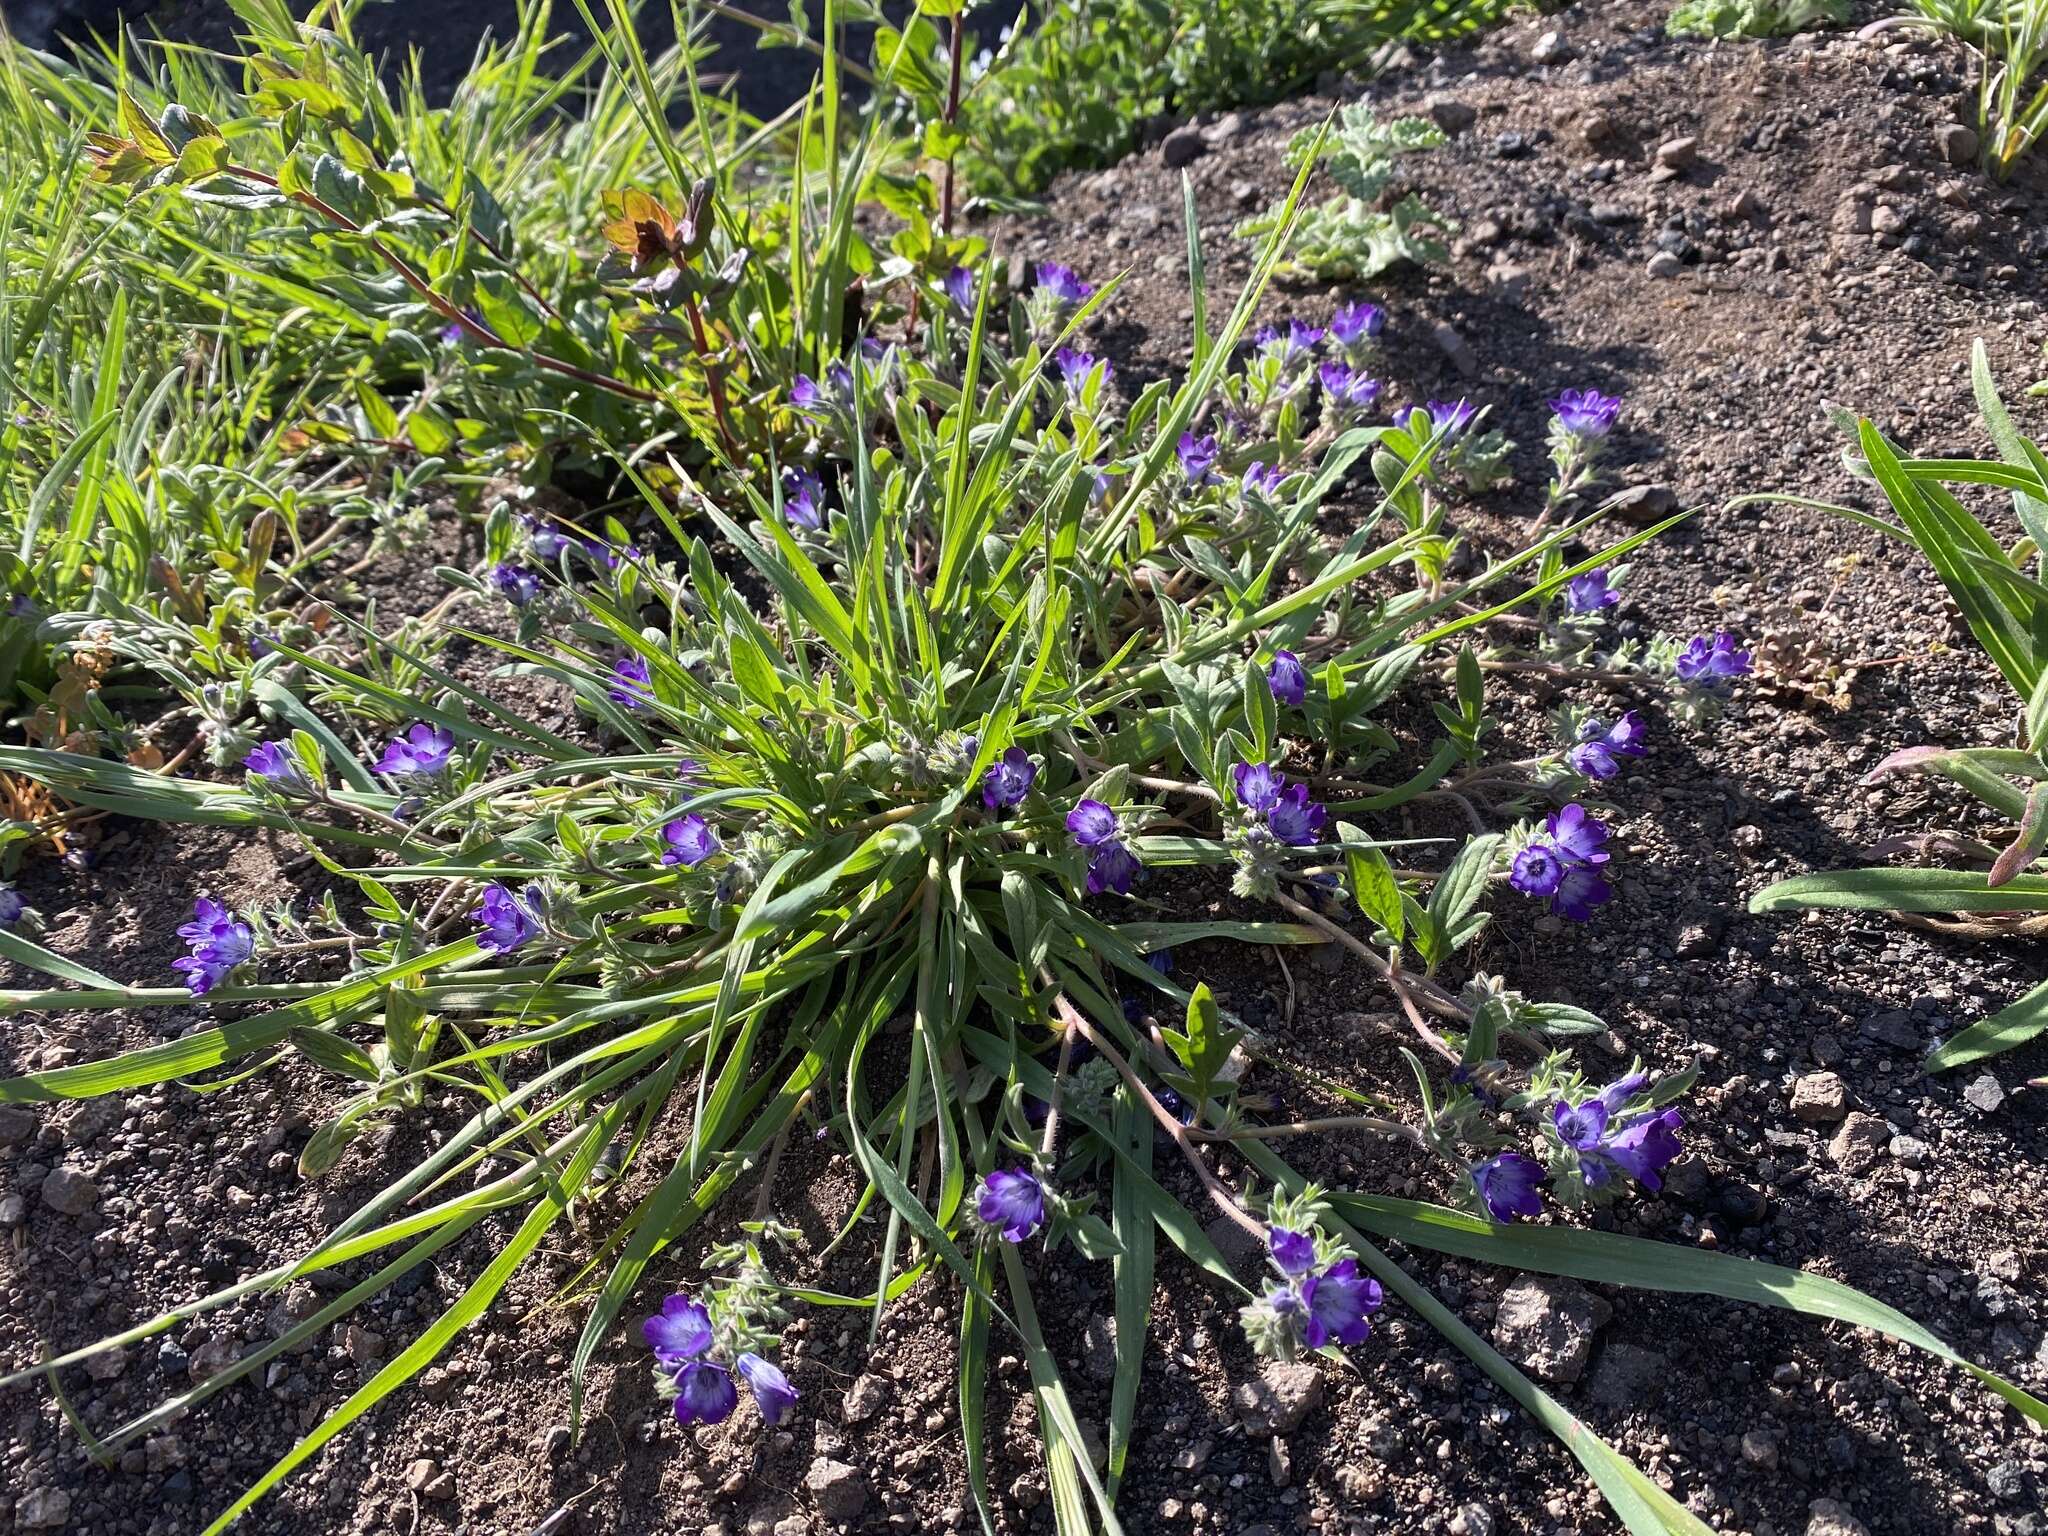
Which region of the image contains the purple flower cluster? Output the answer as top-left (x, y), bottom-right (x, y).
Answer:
top-left (374, 722), bottom-right (456, 781)
top-left (1035, 262), bottom-right (1094, 309)
top-left (1265, 1226), bottom-right (1383, 1347)
top-left (1266, 651), bottom-right (1308, 708)
top-left (643, 1295), bottom-right (798, 1428)
top-left (1562, 568), bottom-right (1619, 615)
top-left (782, 467), bottom-right (825, 530)
top-left (243, 740), bottom-right (306, 790)
top-left (1567, 712), bottom-right (1647, 782)
top-left (1549, 388), bottom-right (1623, 440)
top-left (1507, 803), bottom-right (1612, 921)
top-left (173, 897), bottom-right (254, 996)
top-left (472, 882), bottom-right (543, 953)
top-left (1327, 301), bottom-right (1385, 350)
top-left (1054, 347), bottom-right (1110, 402)
top-left (1233, 762), bottom-right (1328, 847)
top-left (1318, 361), bottom-right (1383, 418)
top-left (662, 814), bottom-right (720, 867)
top-left (1241, 462), bottom-right (1285, 500)
top-left (1675, 631), bottom-right (1751, 687)
top-left (1068, 798), bottom-right (1141, 895)
top-left (982, 747), bottom-right (1037, 812)
top-left (975, 1167), bottom-right (1047, 1242)
top-left (609, 654), bottom-right (655, 710)
top-left (1551, 1073), bottom-right (1685, 1193)
top-left (1178, 432), bottom-right (1220, 485)
top-left (490, 563), bottom-right (542, 607)
top-left (1426, 398), bottom-right (1478, 439)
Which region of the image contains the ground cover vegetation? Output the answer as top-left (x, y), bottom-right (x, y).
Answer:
top-left (0, 2), bottom-right (2044, 1535)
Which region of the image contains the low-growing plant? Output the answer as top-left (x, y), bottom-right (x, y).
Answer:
top-left (1751, 343), bottom-right (2048, 1074)
top-left (1, 15), bottom-right (2042, 1536)
top-left (1665, 0), bottom-right (1850, 38)
top-left (1881, 0), bottom-right (2048, 176)
top-left (1234, 103), bottom-right (1451, 281)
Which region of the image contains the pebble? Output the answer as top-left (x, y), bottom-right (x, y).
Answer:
top-left (1963, 1073), bottom-right (2005, 1114)
top-left (1607, 484), bottom-right (1679, 524)
top-left (1234, 1361), bottom-right (1324, 1435)
top-left (1827, 1112), bottom-right (1888, 1173)
top-left (1080, 1315), bottom-right (1118, 1382)
top-left (1492, 1275), bottom-right (1609, 1385)
top-left (1937, 122), bottom-right (1979, 166)
top-left (1645, 251), bottom-right (1683, 279)
top-left (1807, 1498), bottom-right (1870, 1536)
top-left (40, 1167), bottom-right (99, 1216)
top-left (1653, 136), bottom-right (1699, 172)
top-left (17, 1489), bottom-right (71, 1529)
top-left (1425, 95), bottom-right (1476, 135)
top-left (1430, 321), bottom-right (1479, 378)
top-left (1530, 29), bottom-right (1570, 63)
top-left (1161, 125), bottom-right (1206, 169)
top-left (805, 1457), bottom-right (869, 1524)
top-left (1890, 1133), bottom-right (1931, 1167)
top-left (842, 1372), bottom-right (892, 1424)
top-left (1862, 1011), bottom-right (1921, 1050)
top-left (1742, 1429), bottom-right (1781, 1470)
top-left (0, 1104), bottom-right (35, 1145)
top-left (1790, 1071), bottom-right (1847, 1123)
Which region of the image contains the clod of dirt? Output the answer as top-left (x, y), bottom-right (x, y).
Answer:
top-left (805, 1456), bottom-right (869, 1524)
top-left (1828, 1112), bottom-right (1889, 1173)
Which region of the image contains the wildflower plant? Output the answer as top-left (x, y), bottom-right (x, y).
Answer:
top-left (1752, 345), bottom-right (2048, 1073)
top-left (0, 22), bottom-right (2039, 1536)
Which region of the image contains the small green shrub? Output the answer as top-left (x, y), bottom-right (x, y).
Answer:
top-left (1234, 105), bottom-right (1451, 281)
top-left (1665, 0), bottom-right (1850, 38)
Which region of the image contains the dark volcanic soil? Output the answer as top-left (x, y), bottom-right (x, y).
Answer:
top-left (5, 4), bottom-right (2048, 1536)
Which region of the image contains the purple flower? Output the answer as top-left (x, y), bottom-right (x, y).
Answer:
top-left (178, 897), bottom-right (242, 950)
top-left (1086, 840), bottom-right (1141, 896)
top-left (1471, 1151), bottom-right (1546, 1223)
top-left (1549, 865), bottom-right (1613, 922)
top-left (672, 1361), bottom-right (739, 1425)
top-left (1569, 713), bottom-right (1648, 780)
top-left (1550, 388), bottom-right (1622, 439)
top-left (790, 374), bottom-right (824, 414)
top-left (1598, 1107), bottom-right (1684, 1190)
top-left (642, 1295), bottom-right (714, 1363)
top-left (1545, 804), bottom-right (1610, 868)
top-left (944, 264), bottom-right (976, 311)
top-left (1301, 1259), bottom-right (1382, 1348)
top-left (1327, 301), bottom-right (1385, 347)
top-left (1509, 843), bottom-right (1564, 897)
top-left (1426, 398), bottom-right (1478, 438)
top-left (1318, 361), bottom-right (1383, 413)
top-left (1551, 1097), bottom-right (1609, 1152)
top-left (662, 814), bottom-right (720, 867)
top-left (1266, 650), bottom-right (1307, 708)
top-left (1562, 569), bottom-right (1619, 614)
top-left (439, 307), bottom-right (485, 347)
top-left (975, 1167), bottom-right (1046, 1242)
top-left (1054, 347), bottom-right (1108, 400)
top-left (735, 1353), bottom-right (799, 1426)
top-left (608, 654), bottom-right (655, 710)
top-left (1066, 799), bottom-right (1120, 847)
top-left (1035, 262), bottom-right (1093, 307)
top-left (374, 722), bottom-right (456, 780)
top-left (1233, 761), bottom-right (1283, 814)
top-left (1267, 1226), bottom-right (1317, 1277)
top-left (826, 360), bottom-right (856, 398)
top-left (783, 467), bottom-right (825, 530)
top-left (172, 898), bottom-right (255, 997)
top-left (1241, 461), bottom-right (1284, 498)
top-left (489, 562), bottom-right (541, 606)
top-left (0, 886), bottom-right (24, 926)
top-left (1675, 631), bottom-right (1752, 686)
top-left (243, 740), bottom-right (305, 788)
top-left (1567, 739), bottom-right (1620, 781)
top-left (982, 747), bottom-right (1037, 811)
top-left (1145, 948), bottom-right (1174, 974)
top-left (1265, 784), bottom-right (1328, 846)
top-left (1177, 432), bottom-right (1220, 485)
top-left (1592, 1072), bottom-right (1649, 1117)
top-left (472, 883), bottom-right (542, 953)
top-left (524, 517), bottom-right (570, 560)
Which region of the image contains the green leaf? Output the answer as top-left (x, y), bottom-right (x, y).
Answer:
top-left (1925, 977), bottom-right (2048, 1074)
top-left (1345, 841), bottom-right (1405, 946)
top-left (1750, 867), bottom-right (2048, 913)
top-left (1160, 982), bottom-right (1242, 1105)
top-left (289, 1027), bottom-right (384, 1085)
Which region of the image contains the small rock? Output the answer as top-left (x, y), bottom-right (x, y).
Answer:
top-left (1531, 29), bottom-right (1571, 63)
top-left (1234, 1361), bottom-right (1324, 1435)
top-left (1606, 484), bottom-right (1679, 524)
top-left (1172, 1438), bottom-right (1213, 1472)
top-left (1080, 1316), bottom-right (1118, 1382)
top-left (0, 1104), bottom-right (36, 1146)
top-left (83, 1347), bottom-right (128, 1382)
top-left (342, 1324), bottom-right (385, 1364)
top-left (1161, 126), bottom-right (1206, 169)
top-left (1426, 96), bottom-right (1476, 135)
top-left (1653, 136), bottom-right (1699, 172)
top-left (1200, 112), bottom-right (1245, 146)
top-left (1430, 322), bottom-right (1479, 378)
top-left (1742, 1430), bottom-right (1781, 1470)
top-left (1807, 1498), bottom-right (1870, 1536)
top-left (1963, 1073), bottom-right (2005, 1114)
top-left (1645, 251), bottom-right (1683, 279)
top-left (1493, 1275), bottom-right (1608, 1385)
top-left (1828, 1113), bottom-right (1888, 1174)
top-left (842, 1373), bottom-right (892, 1424)
top-left (1832, 196), bottom-right (1875, 235)
top-left (1674, 913), bottom-right (1726, 959)
top-left (40, 1167), bottom-right (99, 1216)
top-left (0, 1192), bottom-right (24, 1225)
top-left (17, 1489), bottom-right (71, 1529)
top-left (1937, 122), bottom-right (1979, 166)
top-left (806, 1457), bottom-right (869, 1524)
top-left (1987, 1460), bottom-right (2026, 1501)
top-left (404, 1459), bottom-right (454, 1500)
top-left (1451, 1504), bottom-right (1496, 1536)
top-left (1790, 1072), bottom-right (1847, 1124)
top-left (1720, 189), bottom-right (1762, 221)
top-left (1862, 1011), bottom-right (1921, 1050)
top-left (1870, 205), bottom-right (1908, 237)
top-left (187, 1335), bottom-right (239, 1383)
top-left (1889, 1133), bottom-right (1931, 1167)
